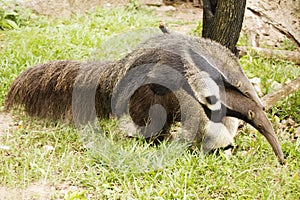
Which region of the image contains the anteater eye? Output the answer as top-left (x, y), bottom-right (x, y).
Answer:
top-left (206, 95), bottom-right (218, 105)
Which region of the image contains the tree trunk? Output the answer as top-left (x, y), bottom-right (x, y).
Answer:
top-left (202, 0), bottom-right (246, 55)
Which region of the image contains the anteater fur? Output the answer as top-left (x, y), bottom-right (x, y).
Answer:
top-left (5, 33), bottom-right (284, 162)
top-left (4, 33), bottom-right (262, 142)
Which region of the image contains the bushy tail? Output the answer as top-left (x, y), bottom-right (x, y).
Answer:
top-left (5, 60), bottom-right (82, 120)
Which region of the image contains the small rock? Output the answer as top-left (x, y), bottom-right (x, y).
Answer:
top-left (43, 145), bottom-right (55, 153)
top-left (156, 5), bottom-right (176, 12)
top-left (141, 0), bottom-right (163, 6)
top-left (270, 81), bottom-right (282, 91)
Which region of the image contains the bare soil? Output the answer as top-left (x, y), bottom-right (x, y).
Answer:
top-left (0, 111), bottom-right (14, 137)
top-left (20, 0), bottom-right (300, 47)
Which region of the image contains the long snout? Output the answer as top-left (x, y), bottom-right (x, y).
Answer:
top-left (223, 88), bottom-right (285, 164)
top-left (248, 108), bottom-right (285, 164)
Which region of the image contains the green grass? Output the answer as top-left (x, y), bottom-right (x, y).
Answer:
top-left (0, 2), bottom-right (299, 199)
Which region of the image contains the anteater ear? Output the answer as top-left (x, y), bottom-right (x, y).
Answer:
top-left (159, 21), bottom-right (170, 34)
top-left (247, 110), bottom-right (255, 120)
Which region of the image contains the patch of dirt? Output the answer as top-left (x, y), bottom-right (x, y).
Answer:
top-left (21, 0), bottom-right (131, 18)
top-left (0, 180), bottom-right (53, 200)
top-left (0, 180), bottom-right (86, 200)
top-left (21, 0), bottom-right (201, 33)
top-left (0, 112), bottom-right (14, 137)
top-left (20, 0), bottom-right (300, 47)
top-left (152, 3), bottom-right (202, 33)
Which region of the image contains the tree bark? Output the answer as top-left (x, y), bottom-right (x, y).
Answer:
top-left (202, 0), bottom-right (246, 55)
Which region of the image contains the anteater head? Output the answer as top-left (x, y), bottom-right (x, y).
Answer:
top-left (221, 87), bottom-right (285, 164)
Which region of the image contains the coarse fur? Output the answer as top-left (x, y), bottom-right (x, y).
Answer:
top-left (6, 60), bottom-right (82, 120)
top-left (5, 33), bottom-right (284, 163)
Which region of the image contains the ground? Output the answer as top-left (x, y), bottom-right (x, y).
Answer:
top-left (0, 112), bottom-right (13, 136)
top-left (0, 0), bottom-right (299, 199)
top-left (20, 0), bottom-right (300, 47)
